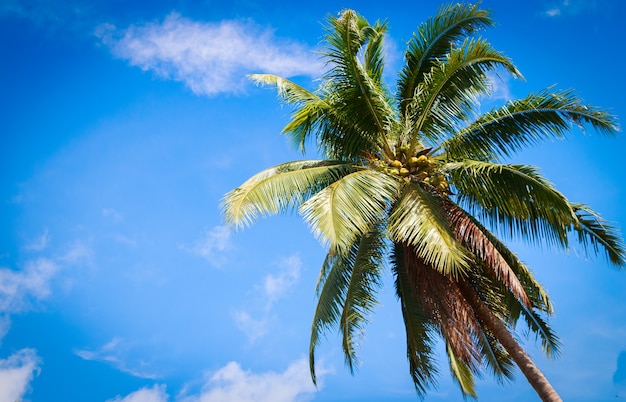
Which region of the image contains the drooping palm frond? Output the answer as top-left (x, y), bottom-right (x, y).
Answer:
top-left (476, 325), bottom-right (515, 383)
top-left (401, 244), bottom-right (483, 375)
top-left (309, 249), bottom-right (353, 384)
top-left (222, 160), bottom-right (354, 227)
top-left (391, 243), bottom-right (439, 397)
top-left (446, 341), bottom-right (477, 399)
top-left (571, 203), bottom-right (626, 267)
top-left (517, 302), bottom-right (562, 359)
top-left (300, 169), bottom-right (398, 253)
top-left (471, 267), bottom-right (561, 360)
top-left (310, 227), bottom-right (387, 382)
top-left (443, 198), bottom-right (531, 307)
top-left (442, 88), bottom-right (620, 161)
top-left (339, 228), bottom-right (387, 372)
top-left (398, 2), bottom-right (493, 115)
top-left (451, 208), bottom-right (554, 314)
top-left (388, 183), bottom-right (471, 277)
top-left (445, 160), bottom-right (576, 247)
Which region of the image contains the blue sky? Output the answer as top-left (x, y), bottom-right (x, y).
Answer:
top-left (1, 0), bottom-right (625, 401)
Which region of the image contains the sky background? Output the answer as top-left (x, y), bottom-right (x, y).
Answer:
top-left (1, 0), bottom-right (626, 401)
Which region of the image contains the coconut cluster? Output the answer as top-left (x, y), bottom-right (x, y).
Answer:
top-left (372, 146), bottom-right (450, 193)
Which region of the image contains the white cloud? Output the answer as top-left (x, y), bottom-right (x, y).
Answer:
top-left (0, 315), bottom-right (11, 344)
top-left (60, 240), bottom-right (93, 265)
top-left (182, 359), bottom-right (319, 402)
top-left (0, 349), bottom-right (40, 402)
top-left (183, 226), bottom-right (233, 267)
top-left (75, 337), bottom-right (159, 379)
top-left (232, 310), bottom-right (269, 343)
top-left (96, 13), bottom-right (322, 96)
top-left (0, 258), bottom-right (59, 313)
top-left (233, 255), bottom-right (303, 342)
top-left (543, 0), bottom-right (605, 17)
top-left (107, 384), bottom-right (169, 402)
top-left (545, 8), bottom-right (561, 16)
top-left (23, 228), bottom-right (50, 251)
top-left (263, 255), bottom-right (301, 307)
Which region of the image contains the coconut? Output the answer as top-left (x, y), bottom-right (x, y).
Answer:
top-left (416, 155), bottom-right (429, 166)
top-left (390, 160), bottom-right (403, 169)
top-left (399, 167), bottom-right (410, 176)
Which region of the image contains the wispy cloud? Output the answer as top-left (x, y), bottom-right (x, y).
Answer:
top-left (263, 255), bottom-right (301, 308)
top-left (543, 0), bottom-right (606, 17)
top-left (106, 384), bottom-right (169, 402)
top-left (103, 207), bottom-right (125, 223)
top-left (0, 258), bottom-right (59, 313)
top-left (233, 254), bottom-right (302, 343)
top-left (23, 228), bottom-right (51, 252)
top-left (0, 348), bottom-right (40, 402)
top-left (180, 358), bottom-right (320, 402)
top-left (232, 311), bottom-right (269, 343)
top-left (75, 337), bottom-right (160, 379)
top-left (96, 13), bottom-right (322, 96)
top-left (182, 226), bottom-right (233, 267)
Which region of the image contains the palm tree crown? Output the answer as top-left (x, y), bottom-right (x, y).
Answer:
top-left (222, 3), bottom-right (624, 400)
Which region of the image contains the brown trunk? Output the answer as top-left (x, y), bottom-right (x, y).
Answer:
top-left (457, 280), bottom-right (562, 402)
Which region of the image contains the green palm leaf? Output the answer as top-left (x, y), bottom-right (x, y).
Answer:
top-left (340, 228), bottom-right (387, 372)
top-left (476, 326), bottom-right (515, 383)
top-left (407, 38), bottom-right (521, 148)
top-left (571, 203), bottom-right (626, 267)
top-left (446, 341), bottom-right (477, 399)
top-left (322, 10), bottom-right (395, 158)
top-left (398, 2), bottom-right (493, 114)
top-left (442, 88), bottom-right (620, 161)
top-left (445, 160), bottom-right (575, 247)
top-left (309, 249), bottom-right (353, 385)
top-left (222, 160), bottom-right (354, 227)
top-left (299, 169), bottom-right (398, 253)
top-left (388, 183), bottom-right (471, 277)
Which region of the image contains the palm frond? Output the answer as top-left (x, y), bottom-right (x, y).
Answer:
top-left (309, 248), bottom-right (353, 384)
top-left (518, 304), bottom-right (561, 359)
top-left (446, 342), bottom-right (477, 399)
top-left (571, 203), bottom-right (626, 267)
top-left (443, 199), bottom-right (531, 307)
top-left (407, 38), bottom-right (521, 148)
top-left (222, 160), bottom-right (354, 228)
top-left (442, 88), bottom-right (621, 161)
top-left (388, 183), bottom-right (471, 277)
top-left (398, 2), bottom-right (493, 115)
top-left (362, 19), bottom-right (389, 85)
top-left (340, 228), bottom-right (387, 372)
top-left (445, 160), bottom-right (576, 248)
top-left (322, 10), bottom-right (395, 157)
top-left (249, 74), bottom-right (333, 154)
top-left (300, 169), bottom-right (398, 253)
top-left (391, 243), bottom-right (439, 397)
top-left (476, 326), bottom-right (515, 383)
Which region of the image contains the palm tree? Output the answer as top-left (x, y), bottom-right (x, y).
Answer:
top-left (222, 3), bottom-right (624, 401)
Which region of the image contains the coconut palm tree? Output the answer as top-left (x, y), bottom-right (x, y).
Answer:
top-left (222, 3), bottom-right (624, 401)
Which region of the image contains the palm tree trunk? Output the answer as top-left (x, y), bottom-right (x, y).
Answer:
top-left (457, 280), bottom-right (562, 402)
